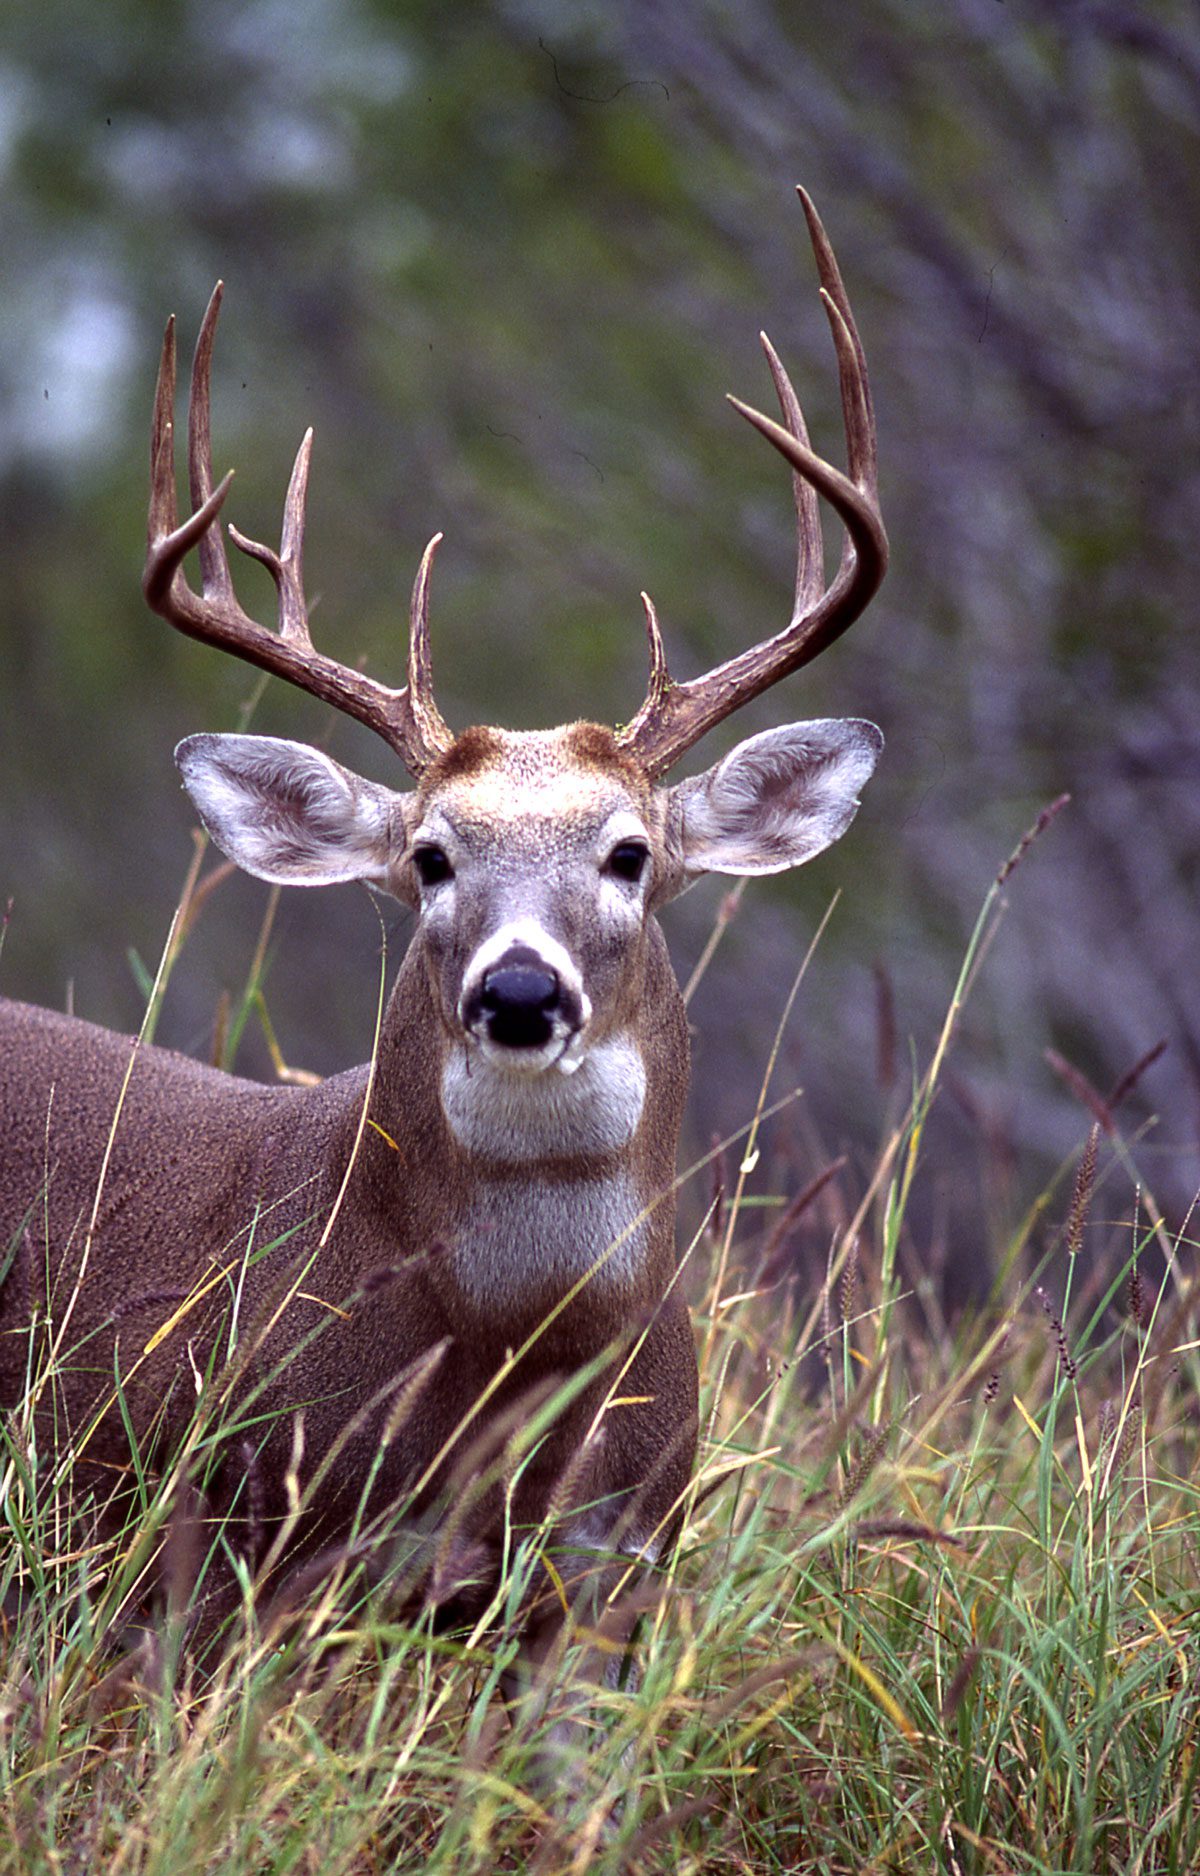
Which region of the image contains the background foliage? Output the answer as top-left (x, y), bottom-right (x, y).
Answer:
top-left (2, 0), bottom-right (1199, 1273)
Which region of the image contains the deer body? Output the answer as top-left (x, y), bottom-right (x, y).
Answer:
top-left (2, 725), bottom-right (708, 1603)
top-left (0, 192), bottom-right (888, 1691)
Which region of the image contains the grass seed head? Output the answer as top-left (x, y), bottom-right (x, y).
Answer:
top-left (1037, 1285), bottom-right (1078, 1383)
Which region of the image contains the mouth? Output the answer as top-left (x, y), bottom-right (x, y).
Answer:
top-left (467, 1028), bottom-right (587, 1076)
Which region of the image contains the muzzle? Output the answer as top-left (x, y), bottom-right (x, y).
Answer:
top-left (458, 929), bottom-right (590, 1065)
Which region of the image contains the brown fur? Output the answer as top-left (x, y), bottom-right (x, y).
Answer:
top-left (423, 723), bottom-right (506, 789)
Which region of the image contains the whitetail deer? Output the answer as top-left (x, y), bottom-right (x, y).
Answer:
top-left (0, 191), bottom-right (885, 1709)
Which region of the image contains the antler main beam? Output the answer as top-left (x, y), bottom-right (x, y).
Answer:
top-left (617, 188), bottom-right (888, 780)
top-left (142, 284), bottom-right (453, 779)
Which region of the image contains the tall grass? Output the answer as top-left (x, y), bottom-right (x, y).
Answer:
top-left (2, 819), bottom-right (1197, 1875)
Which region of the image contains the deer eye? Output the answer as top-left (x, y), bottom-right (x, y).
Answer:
top-left (412, 843), bottom-right (454, 887)
top-left (606, 840), bottom-right (650, 884)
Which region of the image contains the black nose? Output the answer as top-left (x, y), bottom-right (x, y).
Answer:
top-left (477, 964), bottom-right (561, 1049)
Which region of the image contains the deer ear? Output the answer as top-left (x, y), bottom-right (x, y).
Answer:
top-left (669, 720), bottom-right (882, 878)
top-left (176, 733), bottom-right (408, 888)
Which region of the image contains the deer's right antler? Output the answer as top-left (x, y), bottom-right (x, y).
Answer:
top-left (143, 284), bottom-right (453, 779)
top-left (616, 188), bottom-right (888, 780)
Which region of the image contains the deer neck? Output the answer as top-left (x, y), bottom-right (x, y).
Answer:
top-left (437, 1033), bottom-right (651, 1320)
top-left (362, 927), bottom-right (686, 1335)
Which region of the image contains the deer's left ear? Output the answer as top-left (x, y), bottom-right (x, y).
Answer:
top-left (668, 720), bottom-right (882, 878)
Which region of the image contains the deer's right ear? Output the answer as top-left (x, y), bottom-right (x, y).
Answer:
top-left (176, 733), bottom-right (410, 889)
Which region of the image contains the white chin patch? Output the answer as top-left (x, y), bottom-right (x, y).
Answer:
top-left (442, 1033), bottom-right (647, 1161)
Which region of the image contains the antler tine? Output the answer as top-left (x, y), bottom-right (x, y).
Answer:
top-left (617, 189), bottom-right (888, 781)
top-left (759, 330), bottom-right (823, 615)
top-left (797, 183), bottom-right (878, 505)
top-left (141, 287), bottom-right (455, 778)
top-left (228, 430), bottom-right (315, 647)
top-left (148, 315), bottom-right (180, 542)
top-left (617, 592), bottom-right (672, 751)
top-left (188, 284), bottom-right (239, 610)
top-left (406, 533), bottom-right (454, 760)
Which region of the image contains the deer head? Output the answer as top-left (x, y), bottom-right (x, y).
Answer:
top-left (143, 189), bottom-right (886, 1092)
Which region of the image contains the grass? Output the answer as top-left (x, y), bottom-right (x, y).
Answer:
top-left (2, 814), bottom-right (1198, 1875)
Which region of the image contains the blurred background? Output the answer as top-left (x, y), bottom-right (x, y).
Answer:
top-left (2, 0), bottom-right (1198, 1289)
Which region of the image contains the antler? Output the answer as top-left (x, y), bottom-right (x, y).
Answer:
top-left (617, 188), bottom-right (888, 780)
top-left (142, 284), bottom-right (453, 779)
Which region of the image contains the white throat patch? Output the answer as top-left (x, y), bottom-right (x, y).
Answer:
top-left (449, 1169), bottom-right (649, 1309)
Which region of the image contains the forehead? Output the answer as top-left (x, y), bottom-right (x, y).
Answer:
top-left (419, 723), bottom-right (653, 833)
